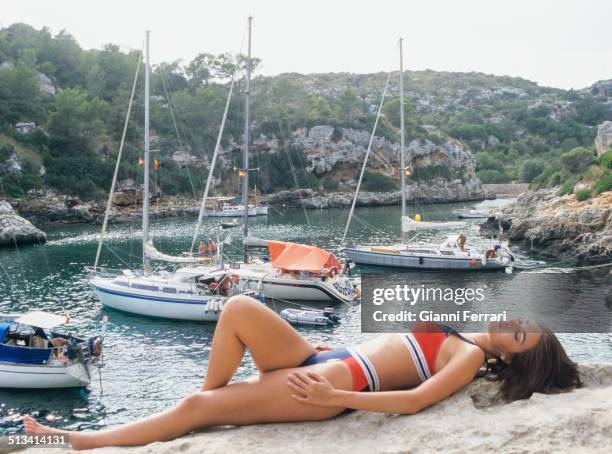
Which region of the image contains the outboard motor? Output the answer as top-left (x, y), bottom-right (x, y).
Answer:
top-left (89, 336), bottom-right (103, 358)
top-left (344, 259), bottom-right (352, 277)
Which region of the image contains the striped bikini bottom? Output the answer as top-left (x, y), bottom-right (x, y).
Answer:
top-left (301, 346), bottom-right (380, 392)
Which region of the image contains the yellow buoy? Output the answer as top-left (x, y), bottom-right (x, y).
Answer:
top-left (415, 214), bottom-right (421, 222)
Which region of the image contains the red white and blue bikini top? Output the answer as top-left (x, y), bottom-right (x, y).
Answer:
top-left (401, 322), bottom-right (476, 382)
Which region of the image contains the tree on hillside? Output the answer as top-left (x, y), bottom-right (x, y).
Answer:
top-left (0, 60), bottom-right (44, 124)
top-left (335, 89), bottom-right (362, 124)
top-left (382, 97), bottom-right (417, 129)
top-left (186, 52), bottom-right (262, 89)
top-left (520, 159), bottom-right (546, 182)
top-left (47, 88), bottom-right (108, 153)
top-left (186, 53), bottom-right (216, 88)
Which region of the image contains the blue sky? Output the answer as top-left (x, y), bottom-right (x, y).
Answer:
top-left (2, 0), bottom-right (611, 89)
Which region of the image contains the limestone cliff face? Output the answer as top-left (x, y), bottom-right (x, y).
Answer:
top-left (595, 121), bottom-right (612, 156)
top-left (249, 124), bottom-right (483, 202)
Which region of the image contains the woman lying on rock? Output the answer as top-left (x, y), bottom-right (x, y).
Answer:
top-left (24, 296), bottom-right (581, 450)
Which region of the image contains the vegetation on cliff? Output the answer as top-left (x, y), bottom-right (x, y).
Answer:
top-left (1, 23), bottom-right (611, 202)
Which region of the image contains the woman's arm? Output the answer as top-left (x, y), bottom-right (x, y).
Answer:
top-left (289, 348), bottom-right (484, 414)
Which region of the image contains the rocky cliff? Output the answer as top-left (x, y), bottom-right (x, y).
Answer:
top-left (487, 189), bottom-right (611, 264)
top-left (0, 200), bottom-right (46, 246)
top-left (595, 121), bottom-right (612, 156)
top-left (247, 125), bottom-right (483, 203)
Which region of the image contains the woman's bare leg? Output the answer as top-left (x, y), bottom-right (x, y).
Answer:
top-left (25, 363), bottom-right (351, 450)
top-left (202, 296), bottom-right (316, 390)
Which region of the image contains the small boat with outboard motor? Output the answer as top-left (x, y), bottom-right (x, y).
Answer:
top-left (0, 311), bottom-right (104, 388)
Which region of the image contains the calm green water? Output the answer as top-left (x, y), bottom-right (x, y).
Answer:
top-left (1, 201), bottom-right (611, 433)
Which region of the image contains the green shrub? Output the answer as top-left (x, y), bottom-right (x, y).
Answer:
top-left (413, 165), bottom-right (455, 181)
top-left (0, 144), bottom-right (14, 163)
top-left (362, 171), bottom-right (397, 192)
top-left (0, 171), bottom-right (42, 197)
top-left (475, 152), bottom-right (503, 171)
top-left (593, 172), bottom-right (612, 195)
top-left (520, 159), bottom-right (546, 182)
top-left (477, 169), bottom-right (511, 184)
top-left (574, 188), bottom-right (591, 201)
top-left (560, 147), bottom-right (595, 174)
top-left (557, 175), bottom-right (579, 196)
top-left (323, 178), bottom-right (339, 191)
top-left (597, 151), bottom-right (612, 170)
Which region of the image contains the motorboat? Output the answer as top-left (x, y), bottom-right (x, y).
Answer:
top-left (205, 204), bottom-right (257, 217)
top-left (0, 311), bottom-right (103, 388)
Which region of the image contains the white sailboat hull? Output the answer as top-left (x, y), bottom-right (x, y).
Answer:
top-left (91, 277), bottom-right (224, 321)
top-left (401, 216), bottom-right (466, 232)
top-left (0, 361), bottom-right (91, 388)
top-left (455, 211), bottom-right (492, 219)
top-left (344, 247), bottom-right (507, 271)
top-left (205, 207), bottom-right (258, 217)
top-left (175, 264), bottom-right (356, 304)
top-left (259, 277), bottom-right (353, 302)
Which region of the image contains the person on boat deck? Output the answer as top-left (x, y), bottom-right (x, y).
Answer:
top-left (30, 327), bottom-right (70, 353)
top-left (208, 239), bottom-right (218, 256)
top-left (23, 296), bottom-right (581, 450)
top-left (486, 244), bottom-right (503, 259)
top-left (457, 233), bottom-right (467, 251)
top-left (198, 241), bottom-right (207, 257)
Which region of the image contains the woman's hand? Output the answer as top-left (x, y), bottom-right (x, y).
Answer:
top-left (313, 344), bottom-right (333, 352)
top-left (287, 371), bottom-right (337, 406)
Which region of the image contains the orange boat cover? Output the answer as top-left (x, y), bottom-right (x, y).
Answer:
top-left (267, 240), bottom-right (342, 273)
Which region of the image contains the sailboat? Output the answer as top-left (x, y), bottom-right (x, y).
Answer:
top-left (342, 39), bottom-right (545, 272)
top-left (174, 17), bottom-right (356, 304)
top-left (90, 22), bottom-right (356, 316)
top-left (88, 32), bottom-right (238, 321)
top-left (0, 311), bottom-right (103, 388)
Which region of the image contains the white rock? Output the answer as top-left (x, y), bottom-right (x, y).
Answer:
top-left (0, 201), bottom-right (47, 246)
top-left (595, 121), bottom-right (612, 156)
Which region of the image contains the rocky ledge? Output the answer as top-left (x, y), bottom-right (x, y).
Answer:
top-left (482, 189), bottom-right (611, 264)
top-left (9, 192), bottom-right (202, 226)
top-left (19, 363), bottom-right (612, 453)
top-left (12, 184), bottom-right (484, 228)
top-left (0, 201), bottom-right (46, 247)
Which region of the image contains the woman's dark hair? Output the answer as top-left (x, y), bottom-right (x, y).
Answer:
top-left (488, 327), bottom-right (582, 402)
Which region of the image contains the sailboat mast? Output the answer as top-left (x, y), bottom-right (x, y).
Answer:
top-left (242, 16), bottom-right (252, 262)
top-left (399, 37), bottom-right (406, 218)
top-left (143, 30), bottom-right (151, 273)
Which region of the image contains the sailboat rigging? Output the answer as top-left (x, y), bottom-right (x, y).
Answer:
top-left (88, 31), bottom-right (239, 321)
top-left (343, 39), bottom-right (545, 272)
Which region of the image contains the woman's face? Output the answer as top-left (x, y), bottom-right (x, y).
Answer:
top-left (487, 319), bottom-right (543, 362)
